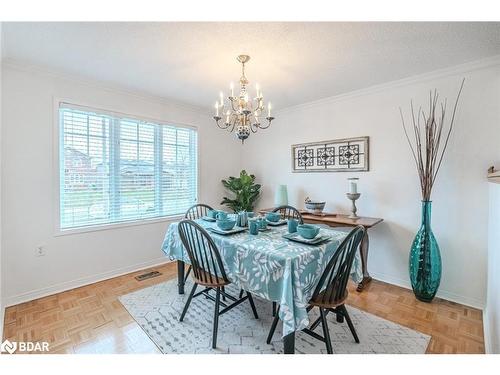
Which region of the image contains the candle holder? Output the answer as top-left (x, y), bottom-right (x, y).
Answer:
top-left (346, 192), bottom-right (361, 219)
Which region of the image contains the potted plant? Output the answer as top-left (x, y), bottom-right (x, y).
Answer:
top-left (221, 170), bottom-right (261, 212)
top-left (400, 79), bottom-right (464, 302)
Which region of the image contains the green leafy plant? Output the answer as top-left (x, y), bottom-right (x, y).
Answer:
top-left (221, 170), bottom-right (261, 212)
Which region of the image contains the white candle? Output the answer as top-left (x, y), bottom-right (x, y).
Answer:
top-left (268, 102), bottom-right (271, 117)
top-left (230, 82), bottom-right (234, 97)
top-left (349, 180), bottom-right (358, 194)
top-left (226, 110), bottom-right (230, 123)
top-left (215, 102), bottom-right (219, 117)
top-left (255, 83), bottom-right (260, 98)
top-left (219, 92), bottom-right (224, 105)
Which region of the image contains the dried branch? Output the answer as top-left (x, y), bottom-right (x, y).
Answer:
top-left (400, 79), bottom-right (465, 201)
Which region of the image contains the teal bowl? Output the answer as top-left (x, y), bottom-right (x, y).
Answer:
top-left (265, 212), bottom-right (281, 222)
top-left (217, 219), bottom-right (236, 231)
top-left (297, 224), bottom-right (320, 239)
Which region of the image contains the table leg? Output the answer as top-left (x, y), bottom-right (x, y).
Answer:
top-left (283, 332), bottom-right (295, 354)
top-left (177, 260), bottom-right (185, 294)
top-left (357, 230), bottom-right (373, 292)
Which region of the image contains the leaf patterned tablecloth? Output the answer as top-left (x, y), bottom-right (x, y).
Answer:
top-left (161, 220), bottom-right (363, 337)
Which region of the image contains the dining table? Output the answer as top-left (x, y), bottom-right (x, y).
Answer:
top-left (161, 218), bottom-right (363, 354)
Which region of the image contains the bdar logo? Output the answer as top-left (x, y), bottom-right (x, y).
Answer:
top-left (1, 340), bottom-right (17, 354)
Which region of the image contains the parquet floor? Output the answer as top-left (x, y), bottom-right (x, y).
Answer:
top-left (2, 262), bottom-right (484, 354)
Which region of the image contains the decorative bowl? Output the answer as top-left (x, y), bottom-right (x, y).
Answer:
top-left (265, 212), bottom-right (281, 222)
top-left (305, 201), bottom-right (326, 214)
top-left (207, 209), bottom-right (218, 219)
top-left (216, 211), bottom-right (228, 220)
top-left (297, 224), bottom-right (320, 239)
top-left (216, 219), bottom-right (236, 231)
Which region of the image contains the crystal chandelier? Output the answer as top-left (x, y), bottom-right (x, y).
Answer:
top-left (213, 55), bottom-right (274, 143)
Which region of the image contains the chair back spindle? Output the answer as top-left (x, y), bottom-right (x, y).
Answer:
top-left (311, 225), bottom-right (365, 306)
top-left (185, 203), bottom-right (214, 220)
top-left (272, 205), bottom-right (304, 224)
top-left (178, 220), bottom-right (229, 286)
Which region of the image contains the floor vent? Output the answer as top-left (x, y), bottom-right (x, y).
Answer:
top-left (135, 270), bottom-right (162, 281)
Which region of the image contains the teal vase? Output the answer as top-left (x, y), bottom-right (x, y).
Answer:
top-left (409, 201), bottom-right (442, 302)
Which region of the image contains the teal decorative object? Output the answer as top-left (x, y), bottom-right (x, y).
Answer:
top-left (274, 185), bottom-right (288, 207)
top-left (409, 201), bottom-right (442, 302)
top-left (400, 80), bottom-right (464, 302)
top-left (297, 224), bottom-right (320, 239)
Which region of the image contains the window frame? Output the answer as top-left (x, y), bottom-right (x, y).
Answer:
top-left (53, 98), bottom-right (201, 236)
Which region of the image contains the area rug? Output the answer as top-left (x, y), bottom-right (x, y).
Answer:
top-left (119, 279), bottom-right (430, 354)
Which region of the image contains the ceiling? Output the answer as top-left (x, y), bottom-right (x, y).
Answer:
top-left (3, 22), bottom-right (500, 110)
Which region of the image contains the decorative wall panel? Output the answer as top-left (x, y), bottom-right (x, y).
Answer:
top-left (291, 137), bottom-right (369, 172)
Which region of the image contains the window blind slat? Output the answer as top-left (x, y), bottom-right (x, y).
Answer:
top-left (59, 106), bottom-right (198, 230)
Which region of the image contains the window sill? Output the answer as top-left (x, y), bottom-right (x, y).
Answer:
top-left (54, 214), bottom-right (184, 237)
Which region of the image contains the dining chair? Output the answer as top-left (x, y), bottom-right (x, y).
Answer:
top-left (270, 205), bottom-right (304, 316)
top-left (185, 203), bottom-right (214, 220)
top-left (266, 225), bottom-right (366, 354)
top-left (178, 219), bottom-right (259, 349)
top-left (183, 203), bottom-right (214, 282)
top-left (272, 205), bottom-right (304, 224)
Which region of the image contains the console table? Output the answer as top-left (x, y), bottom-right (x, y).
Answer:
top-left (260, 208), bottom-right (383, 292)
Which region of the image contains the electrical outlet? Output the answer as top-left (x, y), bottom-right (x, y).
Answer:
top-left (35, 246), bottom-right (46, 257)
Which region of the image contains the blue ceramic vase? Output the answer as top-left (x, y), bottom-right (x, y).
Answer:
top-left (409, 201), bottom-right (442, 302)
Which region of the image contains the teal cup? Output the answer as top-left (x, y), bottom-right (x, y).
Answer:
top-left (216, 211), bottom-right (228, 220)
top-left (288, 219), bottom-right (298, 233)
top-left (207, 209), bottom-right (217, 219)
top-left (249, 220), bottom-right (259, 235)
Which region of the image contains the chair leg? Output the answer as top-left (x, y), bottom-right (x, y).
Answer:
top-left (340, 305), bottom-right (359, 343)
top-left (221, 286), bottom-right (226, 302)
top-left (238, 289), bottom-right (244, 298)
top-left (272, 301), bottom-right (277, 317)
top-left (320, 307), bottom-right (333, 354)
top-left (212, 287), bottom-right (221, 349)
top-left (180, 282), bottom-right (198, 322)
top-left (266, 305), bottom-right (280, 344)
top-left (184, 265), bottom-right (192, 282)
top-left (246, 292), bottom-right (259, 319)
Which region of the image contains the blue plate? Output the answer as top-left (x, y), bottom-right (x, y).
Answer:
top-left (266, 219), bottom-right (287, 226)
top-left (208, 226), bottom-right (246, 235)
top-left (282, 232), bottom-right (331, 245)
top-left (201, 216), bottom-right (216, 222)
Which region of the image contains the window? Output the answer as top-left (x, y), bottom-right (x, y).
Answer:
top-left (59, 103), bottom-right (198, 230)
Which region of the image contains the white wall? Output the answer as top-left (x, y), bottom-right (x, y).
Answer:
top-left (242, 58), bottom-right (500, 308)
top-left (1, 62), bottom-right (242, 306)
top-left (485, 182), bottom-right (500, 353)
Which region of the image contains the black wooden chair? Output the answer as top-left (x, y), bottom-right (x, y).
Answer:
top-left (266, 225), bottom-right (366, 354)
top-left (178, 219), bottom-right (259, 349)
top-left (185, 203), bottom-right (214, 220)
top-left (272, 205), bottom-right (304, 224)
top-left (183, 204), bottom-right (214, 282)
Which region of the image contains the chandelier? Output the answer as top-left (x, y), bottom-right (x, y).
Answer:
top-left (213, 55), bottom-right (274, 143)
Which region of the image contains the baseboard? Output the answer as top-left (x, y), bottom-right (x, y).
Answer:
top-left (371, 271), bottom-right (485, 310)
top-left (483, 309), bottom-right (492, 354)
top-left (4, 257), bottom-right (171, 307)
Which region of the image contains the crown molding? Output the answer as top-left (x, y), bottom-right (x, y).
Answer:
top-left (277, 54), bottom-right (500, 115)
top-left (2, 58), bottom-right (209, 115)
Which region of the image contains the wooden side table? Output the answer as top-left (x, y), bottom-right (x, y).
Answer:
top-left (260, 208), bottom-right (383, 292)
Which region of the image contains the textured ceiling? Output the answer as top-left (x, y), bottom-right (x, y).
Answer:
top-left (3, 22), bottom-right (500, 110)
